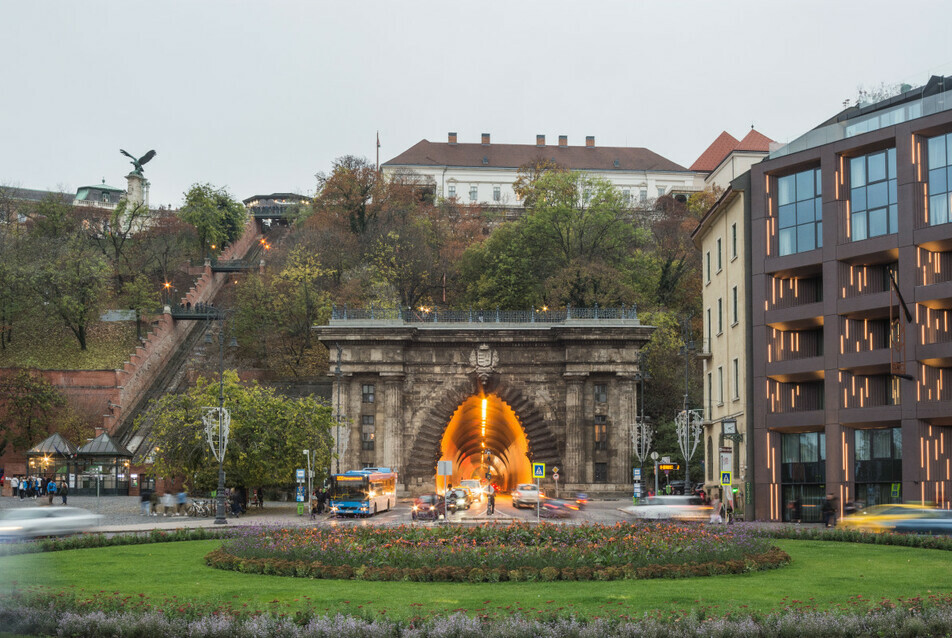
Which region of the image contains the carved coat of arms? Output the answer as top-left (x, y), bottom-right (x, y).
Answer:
top-left (469, 344), bottom-right (499, 384)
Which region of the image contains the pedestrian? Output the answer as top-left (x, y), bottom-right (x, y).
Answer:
top-left (710, 494), bottom-right (723, 524)
top-left (141, 488), bottom-right (152, 515)
top-left (46, 478), bottom-right (57, 505)
top-left (176, 487), bottom-right (187, 516)
top-left (161, 491), bottom-right (175, 516)
top-left (487, 484), bottom-right (496, 515)
top-left (149, 489), bottom-right (159, 515)
top-left (791, 496), bottom-right (803, 524)
top-left (18, 476), bottom-right (25, 500)
top-left (60, 480), bottom-right (69, 505)
top-left (9, 476), bottom-right (18, 499)
top-left (726, 499), bottom-right (734, 524)
top-left (822, 493), bottom-right (836, 528)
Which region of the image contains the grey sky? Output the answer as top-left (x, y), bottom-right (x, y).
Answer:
top-left (1, 1), bottom-right (950, 207)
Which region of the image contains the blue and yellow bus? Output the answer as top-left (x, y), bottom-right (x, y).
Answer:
top-left (328, 467), bottom-right (397, 516)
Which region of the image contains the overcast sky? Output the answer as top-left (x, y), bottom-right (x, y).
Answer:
top-left (2, 1), bottom-right (950, 207)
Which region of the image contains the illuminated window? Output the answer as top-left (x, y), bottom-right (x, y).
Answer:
top-left (927, 132), bottom-right (952, 226)
top-left (594, 384), bottom-right (607, 404)
top-left (362, 384), bottom-right (375, 403)
top-left (594, 415), bottom-right (608, 450)
top-left (361, 415), bottom-right (375, 450)
top-left (849, 148), bottom-right (897, 240)
top-left (777, 167), bottom-right (822, 256)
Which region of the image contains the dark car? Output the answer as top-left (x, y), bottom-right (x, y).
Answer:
top-left (893, 509), bottom-right (952, 535)
top-left (446, 488), bottom-right (472, 512)
top-left (540, 498), bottom-right (575, 519)
top-left (411, 493), bottom-right (445, 521)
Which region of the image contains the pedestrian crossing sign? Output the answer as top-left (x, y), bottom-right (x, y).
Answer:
top-left (532, 462), bottom-right (545, 478)
top-left (720, 471), bottom-right (732, 486)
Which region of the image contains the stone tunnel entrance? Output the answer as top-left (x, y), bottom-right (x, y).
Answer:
top-left (441, 394), bottom-right (532, 491)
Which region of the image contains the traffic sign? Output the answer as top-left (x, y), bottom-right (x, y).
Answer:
top-left (437, 460), bottom-right (453, 476)
top-left (720, 471), bottom-right (732, 486)
top-left (553, 472), bottom-right (559, 480)
top-left (633, 468), bottom-right (642, 480)
top-left (552, 466), bottom-right (559, 475)
top-left (532, 462), bottom-right (545, 478)
top-left (296, 468), bottom-right (305, 483)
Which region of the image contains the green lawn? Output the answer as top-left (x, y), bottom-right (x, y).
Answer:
top-left (2, 539), bottom-right (952, 620)
top-left (0, 313), bottom-right (139, 370)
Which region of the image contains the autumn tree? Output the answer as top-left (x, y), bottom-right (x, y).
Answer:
top-left (512, 157), bottom-right (567, 208)
top-left (87, 200), bottom-right (153, 291)
top-left (315, 155), bottom-right (378, 235)
top-left (0, 371), bottom-right (90, 458)
top-left (122, 273), bottom-right (161, 340)
top-left (178, 183), bottom-right (247, 259)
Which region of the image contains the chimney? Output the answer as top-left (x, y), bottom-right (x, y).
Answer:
top-left (448, 132), bottom-right (458, 145)
top-left (536, 134), bottom-right (546, 147)
top-left (586, 135), bottom-right (595, 148)
top-left (94, 426), bottom-right (106, 437)
top-left (558, 135), bottom-right (568, 147)
top-left (481, 133), bottom-right (490, 145)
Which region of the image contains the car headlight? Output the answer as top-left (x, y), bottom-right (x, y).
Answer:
top-left (412, 505), bottom-right (418, 511)
top-left (0, 526), bottom-right (23, 531)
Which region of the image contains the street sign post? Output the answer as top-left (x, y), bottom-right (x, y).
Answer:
top-left (437, 460), bottom-right (453, 519)
top-left (296, 468), bottom-right (305, 483)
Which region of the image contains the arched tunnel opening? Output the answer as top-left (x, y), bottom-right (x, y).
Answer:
top-left (440, 393), bottom-right (531, 492)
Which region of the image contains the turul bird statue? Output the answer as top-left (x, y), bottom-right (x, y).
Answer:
top-left (120, 149), bottom-right (157, 176)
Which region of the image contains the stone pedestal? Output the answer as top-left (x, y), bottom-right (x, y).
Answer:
top-left (126, 173), bottom-right (149, 209)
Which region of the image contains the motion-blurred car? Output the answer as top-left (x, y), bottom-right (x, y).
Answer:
top-left (540, 498), bottom-right (576, 519)
top-left (511, 483), bottom-right (541, 509)
top-left (837, 504), bottom-right (935, 532)
top-left (411, 493), bottom-right (445, 521)
top-left (0, 507), bottom-right (100, 539)
top-left (892, 509), bottom-right (952, 535)
top-left (630, 495), bottom-right (708, 521)
top-left (446, 488), bottom-right (472, 512)
top-left (460, 479), bottom-right (486, 502)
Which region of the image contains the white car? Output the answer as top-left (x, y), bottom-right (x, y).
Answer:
top-left (460, 479), bottom-right (486, 502)
top-left (511, 483), bottom-right (541, 509)
top-left (0, 507), bottom-right (101, 538)
top-left (630, 496), bottom-right (708, 521)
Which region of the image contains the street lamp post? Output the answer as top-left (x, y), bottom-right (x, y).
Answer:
top-left (677, 315), bottom-right (702, 492)
top-left (203, 311), bottom-right (237, 525)
top-left (632, 351), bottom-right (653, 497)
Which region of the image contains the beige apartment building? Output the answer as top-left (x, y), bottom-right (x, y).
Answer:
top-left (690, 129), bottom-right (772, 516)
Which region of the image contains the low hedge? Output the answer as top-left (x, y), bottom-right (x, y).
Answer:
top-left (762, 526), bottom-right (952, 550)
top-left (203, 545), bottom-right (790, 581)
top-left (0, 527), bottom-right (233, 557)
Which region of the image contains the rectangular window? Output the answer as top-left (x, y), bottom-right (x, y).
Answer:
top-left (594, 415), bottom-right (607, 451)
top-left (717, 366), bottom-right (724, 405)
top-left (361, 415), bottom-right (375, 450)
top-left (927, 132), bottom-right (952, 226)
top-left (447, 184), bottom-right (456, 198)
top-left (657, 186), bottom-right (666, 197)
top-left (469, 185), bottom-right (478, 202)
top-left (717, 298), bottom-right (723, 334)
top-left (776, 167), bottom-right (822, 256)
top-left (594, 383), bottom-right (607, 404)
top-left (593, 462), bottom-right (608, 483)
top-left (493, 185), bottom-right (501, 202)
top-left (716, 238), bottom-right (722, 272)
top-left (706, 252), bottom-right (711, 283)
top-left (731, 223), bottom-right (737, 259)
top-left (362, 384), bottom-right (375, 403)
top-left (732, 286), bottom-right (738, 325)
top-left (639, 189), bottom-right (648, 203)
top-left (849, 148), bottom-right (898, 241)
top-left (733, 358), bottom-right (740, 399)
top-left (623, 189), bottom-right (631, 202)
top-left (706, 308), bottom-right (712, 343)
top-left (707, 372), bottom-right (712, 415)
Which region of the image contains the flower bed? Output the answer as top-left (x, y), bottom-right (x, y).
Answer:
top-left (207, 522), bottom-right (787, 581)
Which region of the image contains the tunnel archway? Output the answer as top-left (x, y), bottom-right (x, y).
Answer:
top-left (441, 394), bottom-right (532, 491)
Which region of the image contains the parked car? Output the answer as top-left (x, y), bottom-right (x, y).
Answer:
top-left (630, 495), bottom-right (708, 521)
top-left (460, 479), bottom-right (486, 502)
top-left (511, 483), bottom-right (541, 509)
top-left (411, 493), bottom-right (445, 521)
top-left (0, 507), bottom-right (101, 539)
top-left (446, 488), bottom-right (472, 512)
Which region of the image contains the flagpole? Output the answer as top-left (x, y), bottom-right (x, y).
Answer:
top-left (376, 131), bottom-right (380, 173)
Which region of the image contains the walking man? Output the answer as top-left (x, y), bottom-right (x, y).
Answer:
top-left (60, 480), bottom-right (69, 505)
top-left (9, 476), bottom-right (17, 499)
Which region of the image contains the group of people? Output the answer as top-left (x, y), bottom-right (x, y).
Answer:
top-left (139, 488), bottom-right (188, 516)
top-left (788, 494), bottom-right (838, 527)
top-left (8, 476), bottom-right (68, 505)
top-left (309, 488), bottom-right (329, 517)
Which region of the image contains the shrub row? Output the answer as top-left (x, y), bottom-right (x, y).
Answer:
top-left (204, 546), bottom-right (789, 581)
top-left (0, 527), bottom-right (232, 557)
top-left (762, 525), bottom-right (952, 550)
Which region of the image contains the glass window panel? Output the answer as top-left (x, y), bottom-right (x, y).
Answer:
top-left (947, 133), bottom-right (952, 166)
top-left (778, 175), bottom-right (796, 206)
top-left (800, 433), bottom-right (818, 463)
top-left (872, 429), bottom-right (891, 458)
top-left (851, 187), bottom-right (867, 212)
top-left (887, 148), bottom-right (897, 177)
top-left (868, 152), bottom-right (886, 183)
top-left (888, 179), bottom-right (897, 204)
top-left (819, 431), bottom-right (826, 460)
top-left (929, 135), bottom-right (947, 169)
top-left (797, 223), bottom-right (816, 252)
top-left (782, 433), bottom-right (799, 463)
top-left (779, 228), bottom-right (796, 256)
top-left (852, 212), bottom-right (867, 241)
top-left (851, 157), bottom-right (866, 187)
top-left (868, 207), bottom-right (888, 237)
top-left (815, 169), bottom-right (822, 196)
top-left (948, 166), bottom-right (952, 192)
top-left (815, 197), bottom-right (823, 218)
top-left (931, 193), bottom-right (950, 226)
top-left (892, 427), bottom-right (902, 458)
top-left (867, 181), bottom-right (888, 209)
top-left (889, 205), bottom-right (898, 234)
top-left (779, 203), bottom-right (796, 228)
top-left (796, 170), bottom-right (814, 200)
top-left (797, 199), bottom-right (815, 225)
top-left (855, 430), bottom-right (870, 461)
top-left (816, 221), bottom-right (823, 248)
top-left (930, 168), bottom-right (947, 194)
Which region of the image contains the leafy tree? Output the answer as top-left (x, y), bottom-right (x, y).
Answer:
top-left (512, 157), bottom-right (566, 208)
top-left (178, 183), bottom-right (247, 259)
top-left (458, 222), bottom-right (544, 308)
top-left (122, 274), bottom-right (161, 340)
top-left (0, 371), bottom-right (90, 458)
top-left (87, 200), bottom-right (152, 291)
top-left (143, 372), bottom-right (334, 490)
top-left (30, 237), bottom-right (108, 350)
top-left (315, 156), bottom-right (378, 235)
top-left (26, 192), bottom-right (79, 240)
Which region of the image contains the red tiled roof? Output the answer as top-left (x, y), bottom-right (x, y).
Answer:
top-left (383, 140), bottom-right (690, 172)
top-left (736, 129), bottom-right (774, 152)
top-left (689, 131), bottom-right (739, 172)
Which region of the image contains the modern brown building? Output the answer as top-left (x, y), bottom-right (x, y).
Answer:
top-left (750, 76), bottom-right (952, 521)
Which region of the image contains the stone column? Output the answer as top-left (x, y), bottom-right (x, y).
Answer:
top-left (563, 373), bottom-right (587, 486)
top-left (381, 374), bottom-right (404, 476)
top-left (612, 374), bottom-right (637, 486)
top-left (126, 173), bottom-right (147, 208)
top-left (333, 375), bottom-right (353, 473)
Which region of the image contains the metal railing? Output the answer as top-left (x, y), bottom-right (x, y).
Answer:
top-left (330, 305), bottom-right (639, 324)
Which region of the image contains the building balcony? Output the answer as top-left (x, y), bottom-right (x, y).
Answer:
top-left (765, 356), bottom-right (824, 381)
top-left (917, 280), bottom-right (952, 310)
top-left (918, 340), bottom-right (952, 367)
